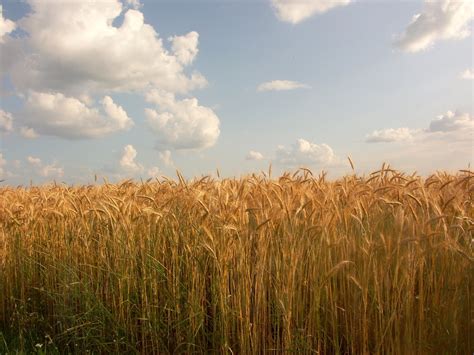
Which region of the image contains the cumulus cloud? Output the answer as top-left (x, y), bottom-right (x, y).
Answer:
top-left (21, 92), bottom-right (133, 139)
top-left (0, 110), bottom-right (38, 138)
top-left (159, 150), bottom-right (174, 166)
top-left (246, 150), bottom-right (264, 160)
top-left (366, 111), bottom-right (473, 143)
top-left (5, 0), bottom-right (206, 95)
top-left (27, 156), bottom-right (64, 178)
top-left (0, 153), bottom-right (6, 177)
top-left (40, 164), bottom-right (64, 178)
top-left (125, 0), bottom-right (142, 10)
top-left (145, 90), bottom-right (220, 150)
top-left (119, 144), bottom-right (144, 173)
top-left (147, 166), bottom-right (161, 178)
top-left (394, 0), bottom-right (473, 52)
top-left (461, 69), bottom-right (474, 80)
top-left (117, 145), bottom-right (169, 178)
top-left (366, 127), bottom-right (415, 143)
top-left (257, 80), bottom-right (310, 92)
top-left (0, 109), bottom-right (13, 133)
top-left (428, 111), bottom-right (473, 133)
top-left (169, 31), bottom-right (199, 65)
top-left (19, 126), bottom-right (38, 139)
top-left (27, 156), bottom-right (41, 166)
top-left (275, 138), bottom-right (338, 166)
top-left (1, 0), bottom-right (215, 149)
top-left (271, 0), bottom-right (351, 24)
top-left (0, 5), bottom-right (15, 43)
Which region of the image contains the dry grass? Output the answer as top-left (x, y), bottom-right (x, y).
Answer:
top-left (0, 167), bottom-right (472, 354)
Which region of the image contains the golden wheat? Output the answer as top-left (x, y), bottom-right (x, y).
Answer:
top-left (0, 168), bottom-right (472, 354)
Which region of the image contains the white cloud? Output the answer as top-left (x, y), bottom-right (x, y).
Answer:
top-left (105, 144), bottom-right (163, 179)
top-left (1, 0), bottom-right (215, 147)
top-left (125, 0), bottom-right (142, 10)
top-left (428, 111), bottom-right (473, 133)
top-left (19, 126), bottom-right (38, 139)
top-left (159, 150), bottom-right (174, 166)
top-left (147, 166), bottom-right (161, 178)
top-left (6, 0), bottom-right (207, 95)
top-left (145, 90), bottom-right (220, 150)
top-left (117, 145), bottom-right (166, 178)
top-left (119, 144), bottom-right (144, 173)
top-left (0, 5), bottom-right (15, 43)
top-left (0, 109), bottom-right (13, 133)
top-left (395, 0), bottom-right (473, 53)
top-left (257, 80), bottom-right (310, 92)
top-left (246, 150), bottom-right (264, 160)
top-left (27, 156), bottom-right (42, 166)
top-left (22, 91), bottom-right (133, 139)
top-left (461, 69), bottom-right (474, 80)
top-left (27, 156), bottom-right (64, 178)
top-left (169, 31), bottom-right (199, 66)
top-left (0, 153), bottom-right (6, 177)
top-left (39, 163), bottom-right (64, 178)
top-left (366, 127), bottom-right (415, 143)
top-left (366, 111), bottom-right (473, 143)
top-left (275, 138), bottom-right (338, 166)
top-left (271, 0), bottom-right (351, 24)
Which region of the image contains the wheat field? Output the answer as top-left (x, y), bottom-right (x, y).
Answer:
top-left (0, 167), bottom-right (472, 354)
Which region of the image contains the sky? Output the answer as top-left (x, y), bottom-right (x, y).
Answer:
top-left (0, 0), bottom-right (472, 184)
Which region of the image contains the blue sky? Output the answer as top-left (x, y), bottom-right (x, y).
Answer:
top-left (0, 0), bottom-right (472, 184)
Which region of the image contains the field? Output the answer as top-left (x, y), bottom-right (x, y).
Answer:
top-left (0, 167), bottom-right (472, 354)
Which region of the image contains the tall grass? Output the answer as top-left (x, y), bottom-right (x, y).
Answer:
top-left (0, 167), bottom-right (472, 353)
